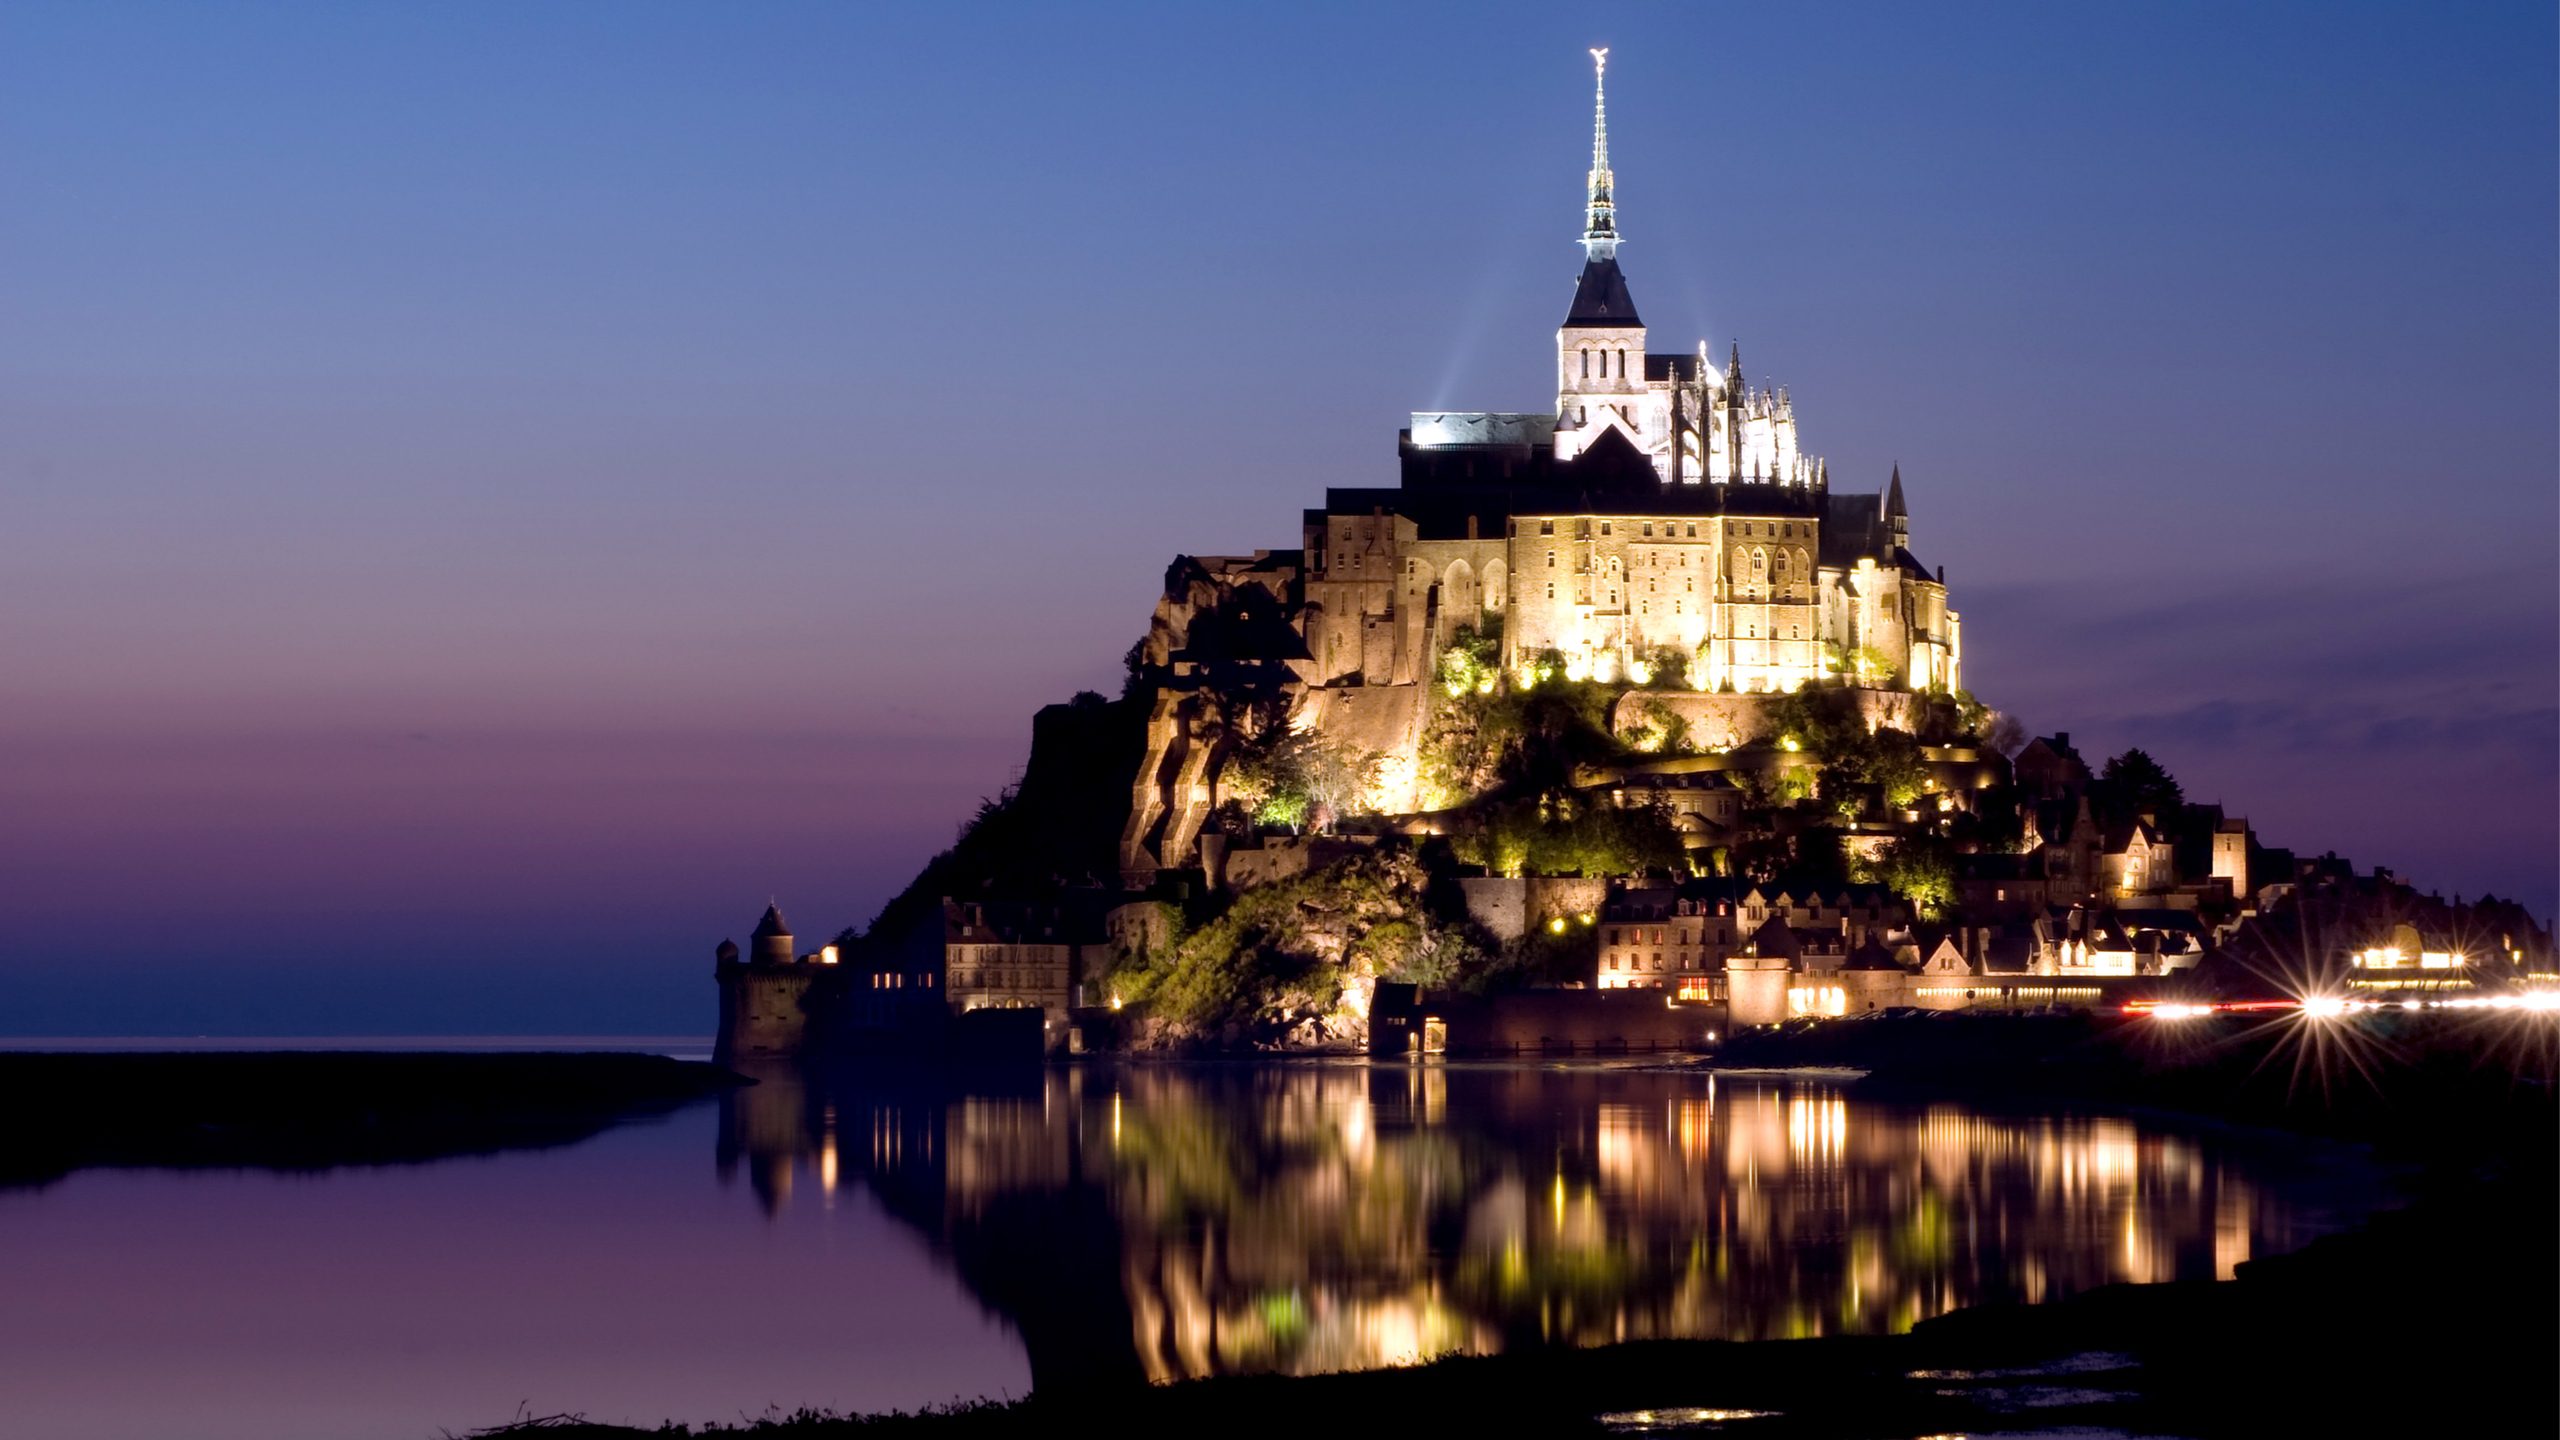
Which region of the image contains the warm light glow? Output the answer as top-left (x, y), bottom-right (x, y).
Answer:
top-left (819, 945), bottom-right (839, 966)
top-left (1548, 917), bottom-right (1568, 935)
top-left (2302, 995), bottom-right (2348, 1020)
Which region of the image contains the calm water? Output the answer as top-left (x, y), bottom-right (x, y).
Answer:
top-left (0, 1057), bottom-right (2389, 1439)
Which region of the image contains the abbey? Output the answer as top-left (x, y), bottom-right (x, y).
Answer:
top-left (1315, 51), bottom-right (1958, 700)
top-left (1124, 53), bottom-right (1960, 875)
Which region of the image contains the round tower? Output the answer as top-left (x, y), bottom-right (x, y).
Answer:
top-left (1726, 952), bottom-right (1793, 1028)
top-left (714, 937), bottom-right (740, 967)
top-left (751, 904), bottom-right (794, 966)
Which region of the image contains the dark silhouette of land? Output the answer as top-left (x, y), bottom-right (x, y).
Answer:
top-left (0, 1052), bottom-right (740, 1189)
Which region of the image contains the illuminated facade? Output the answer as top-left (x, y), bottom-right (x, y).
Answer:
top-left (1302, 51), bottom-right (1960, 699)
top-left (1120, 51), bottom-right (1966, 873)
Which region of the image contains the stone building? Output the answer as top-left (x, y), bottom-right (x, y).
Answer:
top-left (714, 904), bottom-right (848, 1063)
top-left (941, 899), bottom-right (1083, 1048)
top-left (1121, 56), bottom-right (1964, 875)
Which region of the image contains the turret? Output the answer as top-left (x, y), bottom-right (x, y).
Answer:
top-left (1886, 465), bottom-right (1909, 551)
top-left (751, 903), bottom-right (794, 965)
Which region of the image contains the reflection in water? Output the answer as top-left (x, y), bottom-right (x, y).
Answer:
top-left (718, 1063), bottom-right (2370, 1389)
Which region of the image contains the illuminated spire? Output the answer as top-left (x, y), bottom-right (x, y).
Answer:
top-left (1582, 47), bottom-right (1618, 260)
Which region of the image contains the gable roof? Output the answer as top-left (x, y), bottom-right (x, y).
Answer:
top-left (1566, 425), bottom-right (1658, 492)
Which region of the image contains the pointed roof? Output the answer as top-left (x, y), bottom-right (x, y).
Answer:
top-left (1566, 424), bottom-right (1657, 491)
top-left (752, 903), bottom-right (791, 940)
top-left (1566, 255), bottom-right (1641, 326)
top-left (1886, 464), bottom-right (1907, 519)
top-left (1844, 934), bottom-right (1903, 971)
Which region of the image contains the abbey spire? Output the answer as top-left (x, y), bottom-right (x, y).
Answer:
top-left (1582, 47), bottom-right (1618, 261)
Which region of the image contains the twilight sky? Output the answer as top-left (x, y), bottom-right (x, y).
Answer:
top-left (3, 2), bottom-right (2552, 1035)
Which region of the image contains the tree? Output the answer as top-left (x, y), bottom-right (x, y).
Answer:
top-left (2095, 748), bottom-right (2183, 826)
top-left (1985, 712), bottom-right (2029, 757)
top-left (1865, 836), bottom-right (1958, 920)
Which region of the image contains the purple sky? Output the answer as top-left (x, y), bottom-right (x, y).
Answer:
top-left (3, 3), bottom-right (2551, 1033)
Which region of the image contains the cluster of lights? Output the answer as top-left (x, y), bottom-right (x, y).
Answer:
top-left (2126, 993), bottom-right (2560, 1021)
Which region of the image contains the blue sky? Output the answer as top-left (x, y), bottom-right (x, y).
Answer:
top-left (1, 2), bottom-right (2551, 1032)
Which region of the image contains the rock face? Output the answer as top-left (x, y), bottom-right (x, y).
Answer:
top-left (1119, 851), bottom-right (1456, 1052)
top-left (1119, 553), bottom-right (1312, 886)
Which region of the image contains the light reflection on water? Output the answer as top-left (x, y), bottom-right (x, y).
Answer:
top-left (721, 1061), bottom-right (2386, 1388)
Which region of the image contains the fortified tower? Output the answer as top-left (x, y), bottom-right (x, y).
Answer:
top-left (714, 903), bottom-right (843, 1062)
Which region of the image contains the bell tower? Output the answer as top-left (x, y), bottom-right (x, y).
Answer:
top-left (1555, 49), bottom-right (1658, 470)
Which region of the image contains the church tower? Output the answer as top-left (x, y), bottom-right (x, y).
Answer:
top-left (1553, 49), bottom-right (1668, 468)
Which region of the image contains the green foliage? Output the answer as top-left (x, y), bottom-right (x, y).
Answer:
top-left (1628, 643), bottom-right (1691, 690)
top-left (1436, 625), bottom-right (1501, 698)
top-left (1949, 687), bottom-right (1992, 740)
top-left (1856, 835), bottom-right (1959, 920)
top-left (1450, 796), bottom-right (1684, 879)
top-left (1768, 688), bottom-right (1933, 815)
top-left (1766, 687), bottom-right (1867, 762)
top-left (1622, 697), bottom-right (1693, 756)
top-left (1225, 724), bottom-right (1384, 830)
top-left (1115, 854), bottom-right (1457, 1033)
top-left (1418, 663), bottom-right (1629, 811)
top-left (1868, 728), bottom-right (1931, 810)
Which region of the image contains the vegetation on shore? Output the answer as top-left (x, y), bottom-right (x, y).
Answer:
top-left (0, 1052), bottom-right (739, 1189)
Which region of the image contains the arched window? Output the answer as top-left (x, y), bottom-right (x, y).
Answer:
top-left (1581, 349), bottom-right (1590, 379)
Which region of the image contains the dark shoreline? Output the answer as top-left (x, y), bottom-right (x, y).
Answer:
top-left (0, 1050), bottom-right (743, 1189)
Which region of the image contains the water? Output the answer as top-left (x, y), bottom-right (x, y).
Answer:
top-left (0, 1057), bottom-right (2389, 1439)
